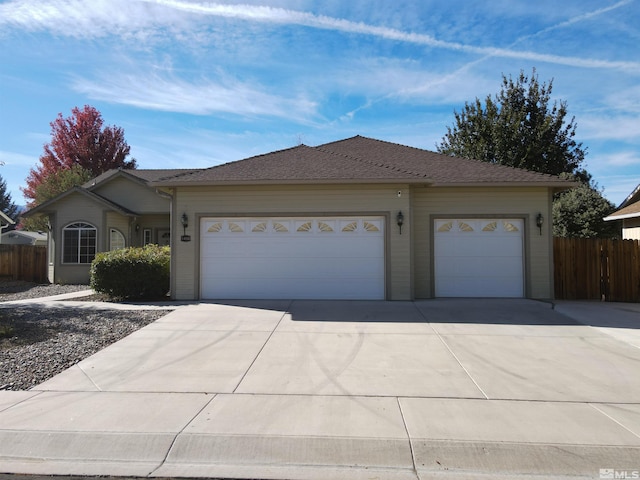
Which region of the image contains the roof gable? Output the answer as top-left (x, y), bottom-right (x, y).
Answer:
top-left (23, 187), bottom-right (136, 218)
top-left (83, 168), bottom-right (197, 190)
top-left (154, 135), bottom-right (573, 188)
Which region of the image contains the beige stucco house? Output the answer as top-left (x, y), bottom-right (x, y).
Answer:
top-left (24, 168), bottom-right (193, 284)
top-left (604, 183), bottom-right (640, 240)
top-left (151, 136), bottom-right (572, 301)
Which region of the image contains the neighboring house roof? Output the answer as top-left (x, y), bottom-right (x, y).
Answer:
top-left (1, 210), bottom-right (15, 226)
top-left (604, 183), bottom-right (640, 221)
top-left (2, 230), bottom-right (47, 244)
top-left (23, 186), bottom-right (137, 217)
top-left (153, 135), bottom-right (574, 188)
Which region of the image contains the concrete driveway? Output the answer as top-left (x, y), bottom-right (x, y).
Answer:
top-left (0, 299), bottom-right (639, 479)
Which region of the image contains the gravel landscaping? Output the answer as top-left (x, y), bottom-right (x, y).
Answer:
top-left (0, 281), bottom-right (171, 391)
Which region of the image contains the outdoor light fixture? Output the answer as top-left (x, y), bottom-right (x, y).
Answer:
top-left (180, 213), bottom-right (191, 242)
top-left (397, 211), bottom-right (404, 235)
top-left (536, 213), bottom-right (544, 235)
top-left (135, 224), bottom-right (140, 233)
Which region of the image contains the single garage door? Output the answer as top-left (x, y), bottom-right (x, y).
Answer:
top-left (434, 218), bottom-right (524, 297)
top-left (200, 217), bottom-right (385, 299)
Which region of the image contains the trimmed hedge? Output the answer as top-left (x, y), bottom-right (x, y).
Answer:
top-left (90, 244), bottom-right (170, 300)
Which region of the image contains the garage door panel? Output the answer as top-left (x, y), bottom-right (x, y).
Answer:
top-left (203, 256), bottom-right (383, 279)
top-left (200, 217), bottom-right (385, 300)
top-left (434, 218), bottom-right (524, 298)
top-left (203, 277), bottom-right (382, 300)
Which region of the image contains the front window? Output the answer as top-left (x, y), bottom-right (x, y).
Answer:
top-left (63, 222), bottom-right (97, 264)
top-left (109, 228), bottom-right (126, 251)
top-left (143, 228), bottom-right (152, 246)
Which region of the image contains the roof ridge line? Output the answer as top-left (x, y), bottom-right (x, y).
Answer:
top-left (314, 143), bottom-right (429, 179)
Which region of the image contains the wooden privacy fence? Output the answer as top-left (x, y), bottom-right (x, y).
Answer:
top-left (554, 237), bottom-right (640, 302)
top-left (0, 244), bottom-right (48, 283)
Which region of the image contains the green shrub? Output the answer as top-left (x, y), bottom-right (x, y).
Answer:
top-left (90, 245), bottom-right (170, 300)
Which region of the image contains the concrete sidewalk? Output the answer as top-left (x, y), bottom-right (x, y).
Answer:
top-left (0, 299), bottom-right (639, 479)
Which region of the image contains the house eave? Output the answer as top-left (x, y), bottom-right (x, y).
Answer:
top-left (604, 212), bottom-right (640, 221)
top-left (152, 178), bottom-right (435, 187)
top-left (428, 181), bottom-right (578, 189)
top-left (152, 178), bottom-right (572, 189)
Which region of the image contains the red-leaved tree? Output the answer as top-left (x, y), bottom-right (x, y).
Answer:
top-left (22, 105), bottom-right (137, 205)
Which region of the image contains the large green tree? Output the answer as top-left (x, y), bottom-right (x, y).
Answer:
top-left (553, 177), bottom-right (619, 238)
top-left (438, 69), bottom-right (615, 238)
top-left (437, 69), bottom-right (589, 183)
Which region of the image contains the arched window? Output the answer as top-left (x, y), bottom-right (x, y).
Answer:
top-left (63, 222), bottom-right (97, 264)
top-left (109, 228), bottom-right (126, 251)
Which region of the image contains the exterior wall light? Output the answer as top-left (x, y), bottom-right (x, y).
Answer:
top-left (536, 213), bottom-right (544, 235)
top-left (181, 213), bottom-right (191, 242)
top-left (397, 211), bottom-right (404, 235)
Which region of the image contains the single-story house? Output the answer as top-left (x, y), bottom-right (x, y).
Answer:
top-left (23, 168), bottom-right (194, 284)
top-left (150, 135), bottom-right (572, 301)
top-left (604, 183), bottom-right (640, 240)
top-left (1, 230), bottom-right (47, 246)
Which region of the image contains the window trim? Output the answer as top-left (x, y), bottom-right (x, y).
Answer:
top-left (62, 222), bottom-right (97, 264)
top-left (143, 228), bottom-right (152, 246)
top-left (109, 228), bottom-right (126, 251)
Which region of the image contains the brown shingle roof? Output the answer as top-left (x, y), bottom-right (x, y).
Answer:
top-left (605, 200), bottom-right (640, 220)
top-left (153, 135), bottom-right (573, 188)
top-left (84, 168), bottom-right (199, 188)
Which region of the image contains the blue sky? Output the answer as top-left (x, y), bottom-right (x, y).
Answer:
top-left (1, 0), bottom-right (638, 207)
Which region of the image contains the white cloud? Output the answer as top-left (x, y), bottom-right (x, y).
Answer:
top-left (605, 86), bottom-right (640, 114)
top-left (147, 0), bottom-right (640, 72)
top-left (605, 152), bottom-right (640, 167)
top-left (0, 150), bottom-right (37, 167)
top-left (579, 114), bottom-right (640, 142)
top-left (71, 70), bottom-right (317, 120)
top-left (2, 0), bottom-right (639, 72)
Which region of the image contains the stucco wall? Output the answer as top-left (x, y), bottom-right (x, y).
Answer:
top-left (171, 183), bottom-right (554, 301)
top-left (92, 176), bottom-right (170, 214)
top-left (412, 186), bottom-right (553, 299)
top-left (47, 193), bottom-right (131, 284)
top-left (171, 184), bottom-right (412, 300)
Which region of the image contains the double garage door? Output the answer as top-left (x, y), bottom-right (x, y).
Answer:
top-left (200, 217), bottom-right (385, 300)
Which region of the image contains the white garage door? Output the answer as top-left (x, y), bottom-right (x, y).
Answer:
top-left (434, 218), bottom-right (524, 298)
top-left (200, 217), bottom-right (385, 300)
